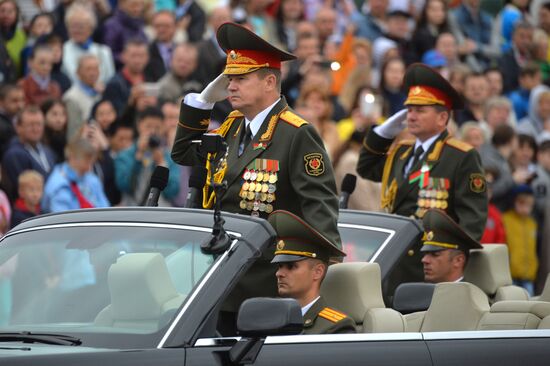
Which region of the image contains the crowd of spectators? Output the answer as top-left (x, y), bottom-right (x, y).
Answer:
top-left (0, 0), bottom-right (550, 293)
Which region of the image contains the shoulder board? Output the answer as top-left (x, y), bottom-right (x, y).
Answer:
top-left (227, 110), bottom-right (244, 118)
top-left (446, 138), bottom-right (473, 152)
top-left (211, 117), bottom-right (237, 137)
top-left (397, 139), bottom-right (415, 146)
top-left (318, 307), bottom-right (348, 323)
top-left (279, 110), bottom-right (308, 128)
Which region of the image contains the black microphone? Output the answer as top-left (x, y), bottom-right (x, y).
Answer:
top-left (145, 166), bottom-right (169, 207)
top-left (339, 174), bottom-right (357, 209)
top-left (185, 166), bottom-right (207, 208)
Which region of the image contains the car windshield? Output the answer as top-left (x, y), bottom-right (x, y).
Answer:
top-left (339, 225), bottom-right (393, 262)
top-left (0, 224), bottom-right (218, 348)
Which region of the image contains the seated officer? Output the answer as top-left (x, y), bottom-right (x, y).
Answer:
top-left (421, 208), bottom-right (483, 283)
top-left (268, 210), bottom-right (356, 335)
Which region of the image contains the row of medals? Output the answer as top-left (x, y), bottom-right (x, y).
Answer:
top-left (239, 169), bottom-right (278, 216)
top-left (417, 188), bottom-right (449, 210)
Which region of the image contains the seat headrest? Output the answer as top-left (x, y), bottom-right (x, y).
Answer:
top-left (490, 301), bottom-right (550, 319)
top-left (393, 282), bottom-right (435, 314)
top-left (320, 262), bottom-right (385, 322)
top-left (539, 273), bottom-right (550, 302)
top-left (108, 253), bottom-right (180, 319)
top-left (421, 282), bottom-right (489, 332)
top-left (464, 244), bottom-right (512, 295)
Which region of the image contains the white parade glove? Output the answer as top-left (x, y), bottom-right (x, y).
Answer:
top-left (197, 73), bottom-right (230, 103)
top-left (374, 109), bottom-right (408, 139)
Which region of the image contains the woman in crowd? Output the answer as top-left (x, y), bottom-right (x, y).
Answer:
top-left (41, 99), bottom-right (68, 163)
top-left (378, 57), bottom-right (406, 117)
top-left (0, 0), bottom-right (26, 76)
top-left (275, 0), bottom-right (305, 52)
top-left (411, 0), bottom-right (451, 61)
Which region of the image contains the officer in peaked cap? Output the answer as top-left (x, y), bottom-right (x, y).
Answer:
top-left (268, 210), bottom-right (356, 335)
top-left (171, 21), bottom-right (342, 250)
top-left (421, 208), bottom-right (483, 283)
top-left (357, 63), bottom-right (487, 292)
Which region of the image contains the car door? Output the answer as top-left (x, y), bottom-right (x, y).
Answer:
top-left (425, 330), bottom-right (550, 366)
top-left (187, 333), bottom-right (433, 366)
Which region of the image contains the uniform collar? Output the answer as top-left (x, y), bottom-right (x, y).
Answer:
top-left (244, 98), bottom-right (281, 137)
top-left (301, 296), bottom-right (320, 316)
top-left (414, 133), bottom-right (440, 158)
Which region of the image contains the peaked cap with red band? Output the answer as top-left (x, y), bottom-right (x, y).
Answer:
top-left (268, 210), bottom-right (345, 263)
top-left (403, 63), bottom-right (463, 110)
top-left (216, 22), bottom-right (297, 75)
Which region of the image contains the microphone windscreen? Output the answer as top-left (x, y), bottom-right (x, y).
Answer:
top-left (150, 166), bottom-right (170, 190)
top-left (189, 166), bottom-right (208, 189)
top-left (342, 174), bottom-right (357, 194)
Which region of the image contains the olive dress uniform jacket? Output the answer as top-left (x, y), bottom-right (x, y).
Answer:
top-left (357, 128), bottom-right (488, 285)
top-left (303, 297), bottom-right (356, 335)
top-left (171, 97), bottom-right (342, 249)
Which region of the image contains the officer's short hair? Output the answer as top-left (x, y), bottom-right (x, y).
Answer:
top-left (256, 68), bottom-right (282, 91)
top-left (449, 248), bottom-right (469, 267)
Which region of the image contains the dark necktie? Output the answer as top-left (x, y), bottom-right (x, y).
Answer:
top-left (239, 124), bottom-right (252, 156)
top-left (405, 145), bottom-right (424, 177)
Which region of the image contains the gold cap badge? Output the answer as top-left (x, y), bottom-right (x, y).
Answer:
top-left (426, 231), bottom-right (434, 241)
top-left (276, 240), bottom-right (285, 251)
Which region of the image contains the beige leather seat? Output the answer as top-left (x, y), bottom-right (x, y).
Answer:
top-left (420, 282), bottom-right (490, 332)
top-left (321, 262), bottom-right (406, 333)
top-left (478, 301), bottom-right (550, 330)
top-left (95, 253), bottom-right (185, 331)
top-left (536, 273), bottom-right (550, 302)
top-left (464, 244), bottom-right (529, 303)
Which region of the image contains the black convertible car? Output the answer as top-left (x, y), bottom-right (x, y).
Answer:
top-left (0, 207), bottom-right (549, 365)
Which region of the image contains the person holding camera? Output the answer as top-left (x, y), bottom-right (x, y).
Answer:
top-left (115, 106), bottom-right (180, 206)
top-left (171, 22), bottom-right (341, 250)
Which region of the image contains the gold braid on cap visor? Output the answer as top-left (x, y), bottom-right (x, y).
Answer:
top-left (274, 250), bottom-right (317, 258)
top-left (422, 241), bottom-right (459, 250)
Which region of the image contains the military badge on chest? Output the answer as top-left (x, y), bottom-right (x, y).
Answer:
top-left (410, 163), bottom-right (451, 218)
top-left (239, 159), bottom-right (279, 217)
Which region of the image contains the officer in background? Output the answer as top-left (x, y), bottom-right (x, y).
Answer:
top-left (421, 208), bottom-right (483, 283)
top-left (171, 22), bottom-right (341, 250)
top-left (357, 63), bottom-right (488, 288)
top-left (268, 210), bottom-right (356, 335)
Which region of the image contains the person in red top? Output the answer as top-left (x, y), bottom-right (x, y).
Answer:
top-left (481, 167), bottom-right (507, 244)
top-left (17, 45), bottom-right (62, 106)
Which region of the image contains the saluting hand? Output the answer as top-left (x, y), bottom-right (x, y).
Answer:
top-left (374, 109), bottom-right (408, 139)
top-left (198, 74), bottom-right (230, 103)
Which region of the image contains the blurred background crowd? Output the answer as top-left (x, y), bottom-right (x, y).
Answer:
top-left (0, 0), bottom-right (549, 291)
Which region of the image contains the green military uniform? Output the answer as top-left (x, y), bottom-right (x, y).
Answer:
top-left (302, 296), bottom-right (356, 334)
top-left (421, 208), bottom-right (483, 253)
top-left (171, 22), bottom-right (341, 249)
top-left (268, 210), bottom-right (356, 335)
top-left (357, 63), bottom-right (488, 287)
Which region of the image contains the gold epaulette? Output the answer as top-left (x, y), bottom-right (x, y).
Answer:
top-left (211, 115), bottom-right (239, 138)
top-left (446, 138), bottom-right (473, 152)
top-left (319, 307), bottom-right (348, 323)
top-left (397, 139), bottom-right (415, 147)
top-left (279, 110), bottom-right (308, 128)
top-left (227, 110), bottom-right (244, 118)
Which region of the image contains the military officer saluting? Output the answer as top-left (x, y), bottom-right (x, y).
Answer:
top-left (421, 208), bottom-right (483, 283)
top-left (268, 210), bottom-right (356, 334)
top-left (171, 22), bottom-right (341, 249)
top-left (357, 63), bottom-right (488, 286)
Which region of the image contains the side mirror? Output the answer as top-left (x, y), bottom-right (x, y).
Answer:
top-left (229, 298), bottom-right (303, 364)
top-left (392, 282), bottom-right (435, 314)
top-left (237, 297), bottom-right (303, 337)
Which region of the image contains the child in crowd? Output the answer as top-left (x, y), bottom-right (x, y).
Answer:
top-left (11, 170), bottom-right (43, 228)
top-left (502, 185), bottom-right (538, 295)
